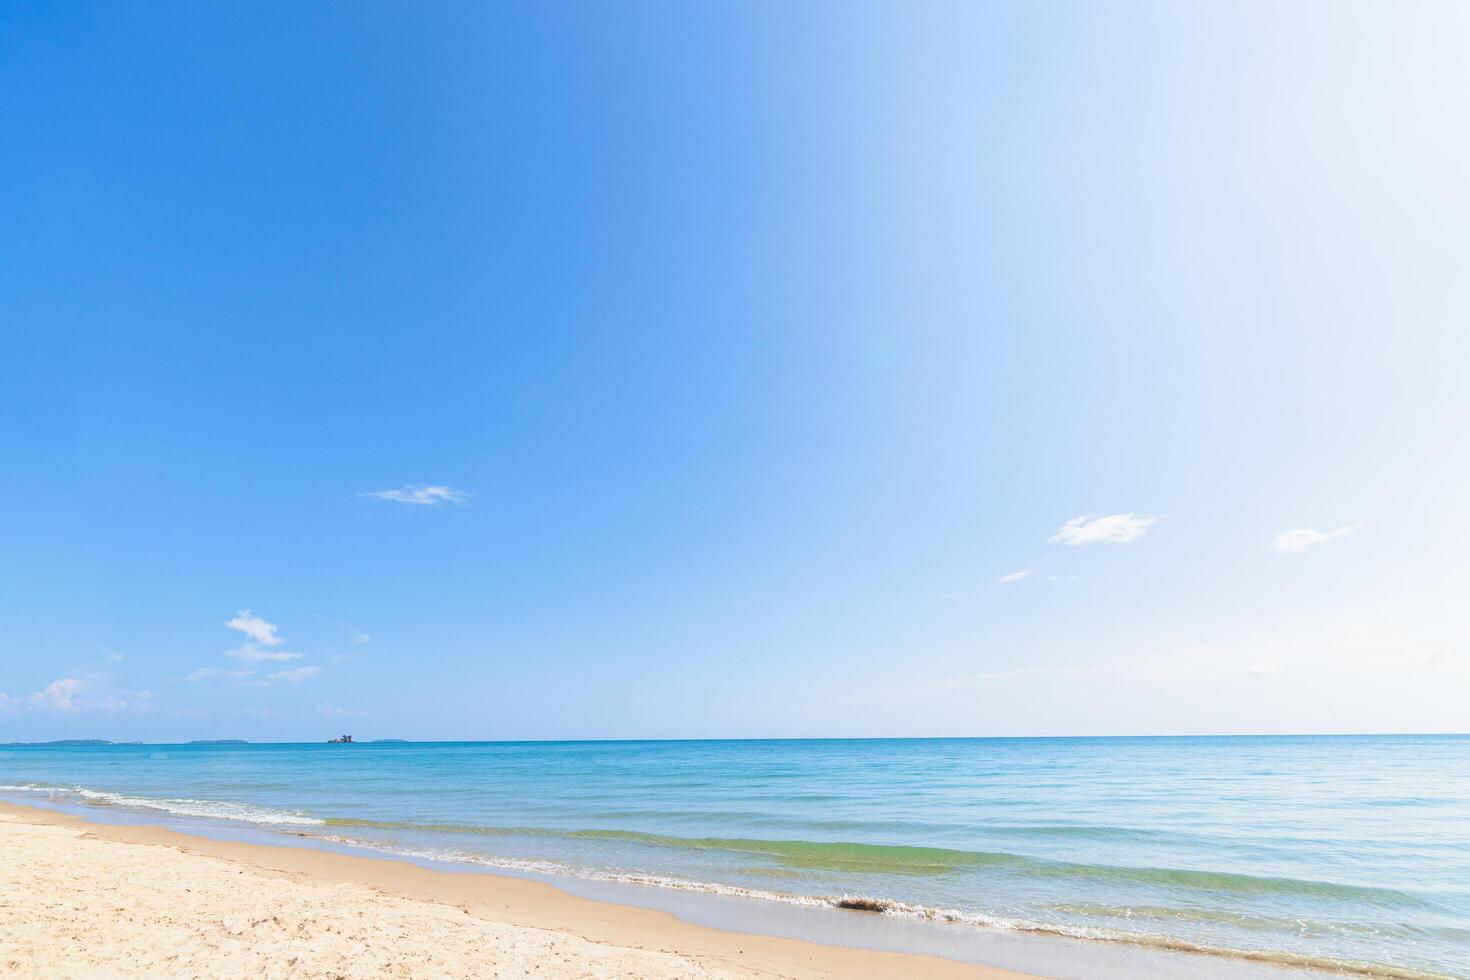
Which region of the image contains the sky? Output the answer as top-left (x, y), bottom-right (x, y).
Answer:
top-left (2, 1), bottom-right (1467, 741)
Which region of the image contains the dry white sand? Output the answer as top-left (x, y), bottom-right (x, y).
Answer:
top-left (0, 805), bottom-right (1039, 980)
top-left (0, 812), bottom-right (735, 979)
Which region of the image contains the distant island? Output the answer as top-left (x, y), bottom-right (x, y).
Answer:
top-left (0, 738), bottom-right (416, 746)
top-left (0, 740), bottom-right (131, 747)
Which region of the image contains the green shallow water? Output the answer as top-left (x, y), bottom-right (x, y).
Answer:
top-left (324, 818), bottom-right (1438, 902)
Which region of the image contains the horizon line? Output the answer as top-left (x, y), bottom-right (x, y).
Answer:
top-left (5, 731), bottom-right (1467, 747)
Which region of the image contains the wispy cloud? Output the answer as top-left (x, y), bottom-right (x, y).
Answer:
top-left (268, 666), bottom-right (320, 685)
top-left (315, 615), bottom-right (371, 646)
top-left (997, 570), bottom-right (1032, 584)
top-left (168, 706), bottom-right (210, 721)
top-left (1049, 513), bottom-right (1159, 546)
top-left (225, 610), bottom-right (282, 646)
top-left (316, 701), bottom-right (361, 719)
top-left (188, 664), bottom-right (319, 687)
top-left (224, 645), bottom-right (302, 663)
top-left (0, 692), bottom-right (18, 713)
top-left (27, 675), bottom-right (151, 713)
top-left (185, 667), bottom-right (256, 683)
top-left (362, 484), bottom-right (468, 506)
top-left (1271, 523), bottom-right (1364, 554)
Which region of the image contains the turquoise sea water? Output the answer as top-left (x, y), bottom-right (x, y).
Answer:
top-left (2, 736), bottom-right (1466, 978)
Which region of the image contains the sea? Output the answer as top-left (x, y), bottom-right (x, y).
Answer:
top-left (1, 735), bottom-right (1465, 979)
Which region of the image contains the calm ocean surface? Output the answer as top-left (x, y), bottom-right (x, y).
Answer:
top-left (2, 736), bottom-right (1466, 979)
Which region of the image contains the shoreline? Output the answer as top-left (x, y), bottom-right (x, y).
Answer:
top-left (0, 800), bottom-right (1041, 978)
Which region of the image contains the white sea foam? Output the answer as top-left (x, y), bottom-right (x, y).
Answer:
top-left (300, 833), bottom-right (1456, 980)
top-left (0, 783), bottom-right (321, 827)
top-left (72, 788), bottom-right (324, 826)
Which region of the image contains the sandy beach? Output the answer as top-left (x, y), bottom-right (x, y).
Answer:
top-left (0, 803), bottom-right (1039, 979)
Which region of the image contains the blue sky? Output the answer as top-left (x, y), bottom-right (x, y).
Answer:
top-left (2, 1), bottom-right (1467, 740)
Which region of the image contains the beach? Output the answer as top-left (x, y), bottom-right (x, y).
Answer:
top-left (1, 737), bottom-right (1464, 980)
top-left (5, 0), bottom-right (1464, 976)
top-left (0, 802), bottom-right (1035, 979)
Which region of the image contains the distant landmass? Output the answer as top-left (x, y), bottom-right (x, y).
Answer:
top-left (0, 738), bottom-right (412, 747)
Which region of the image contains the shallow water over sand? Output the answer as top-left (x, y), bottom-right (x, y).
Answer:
top-left (2, 735), bottom-right (1466, 978)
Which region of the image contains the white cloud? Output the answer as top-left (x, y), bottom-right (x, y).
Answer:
top-left (199, 612), bottom-right (319, 685)
top-left (997, 570), bottom-right (1032, 584)
top-left (205, 610), bottom-right (304, 680)
top-left (268, 666), bottom-right (320, 685)
top-left (30, 678), bottom-right (80, 711)
top-left (224, 645), bottom-right (302, 663)
top-left (225, 610), bottom-right (282, 646)
top-left (25, 675), bottom-right (149, 713)
top-left (1049, 513), bottom-right (1159, 546)
top-left (1271, 523), bottom-right (1364, 553)
top-left (316, 701), bottom-right (359, 719)
top-left (0, 692), bottom-right (18, 713)
top-left (362, 484), bottom-right (468, 506)
top-left (104, 650), bottom-right (124, 663)
top-left (185, 667), bottom-right (256, 683)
